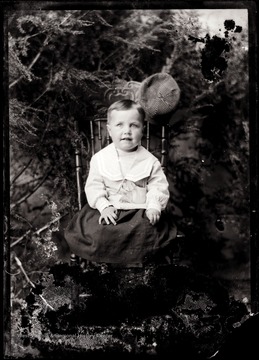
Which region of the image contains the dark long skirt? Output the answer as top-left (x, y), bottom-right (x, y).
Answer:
top-left (64, 204), bottom-right (177, 265)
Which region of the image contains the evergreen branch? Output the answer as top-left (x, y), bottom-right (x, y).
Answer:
top-left (12, 212), bottom-right (34, 228)
top-left (28, 80), bottom-right (53, 106)
top-left (26, 31), bottom-right (46, 40)
top-left (9, 35), bottom-right (51, 89)
top-left (34, 214), bottom-right (64, 236)
top-left (102, 47), bottom-right (121, 66)
top-left (10, 167), bottom-right (53, 210)
top-left (27, 61), bottom-right (55, 107)
top-left (60, 13), bottom-right (72, 26)
top-left (34, 212), bottom-right (67, 236)
top-left (10, 213), bottom-right (68, 248)
top-left (28, 35), bottom-right (51, 71)
top-left (10, 158), bottom-right (34, 185)
top-left (14, 255), bottom-right (55, 311)
top-left (22, 106), bottom-right (47, 115)
top-left (12, 175), bottom-right (45, 188)
top-left (10, 229), bottom-right (32, 248)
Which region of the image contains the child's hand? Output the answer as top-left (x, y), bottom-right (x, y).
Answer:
top-left (99, 206), bottom-right (118, 225)
top-left (146, 208), bottom-right (160, 225)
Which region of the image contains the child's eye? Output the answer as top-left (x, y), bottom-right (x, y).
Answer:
top-left (116, 123), bottom-right (122, 127)
top-left (131, 123), bottom-right (140, 128)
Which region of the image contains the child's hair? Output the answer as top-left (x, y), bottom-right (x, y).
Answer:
top-left (107, 99), bottom-right (145, 123)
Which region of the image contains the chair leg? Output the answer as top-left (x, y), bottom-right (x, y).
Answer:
top-left (70, 253), bottom-right (79, 266)
top-left (164, 233), bottom-right (185, 265)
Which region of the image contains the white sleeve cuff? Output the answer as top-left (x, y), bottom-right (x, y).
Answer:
top-left (95, 198), bottom-right (112, 213)
top-left (146, 201), bottom-right (161, 214)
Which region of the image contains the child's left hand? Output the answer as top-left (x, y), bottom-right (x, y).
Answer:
top-left (146, 208), bottom-right (160, 225)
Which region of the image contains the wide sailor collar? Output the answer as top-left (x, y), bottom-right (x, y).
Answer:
top-left (95, 143), bottom-right (157, 182)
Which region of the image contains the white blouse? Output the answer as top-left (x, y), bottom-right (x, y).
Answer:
top-left (84, 143), bottom-right (169, 213)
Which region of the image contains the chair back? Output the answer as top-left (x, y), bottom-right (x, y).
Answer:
top-left (74, 80), bottom-right (169, 211)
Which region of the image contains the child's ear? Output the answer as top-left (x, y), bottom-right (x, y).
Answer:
top-left (106, 124), bottom-right (111, 136)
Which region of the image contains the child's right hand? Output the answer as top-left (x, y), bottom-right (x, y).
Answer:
top-left (99, 206), bottom-right (118, 225)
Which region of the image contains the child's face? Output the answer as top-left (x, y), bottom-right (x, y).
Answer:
top-left (107, 108), bottom-right (144, 152)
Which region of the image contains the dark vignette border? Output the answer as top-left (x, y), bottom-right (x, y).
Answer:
top-left (1, 0), bottom-right (258, 358)
top-left (247, 1), bottom-right (259, 315)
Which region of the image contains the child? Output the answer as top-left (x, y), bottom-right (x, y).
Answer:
top-left (64, 99), bottom-right (177, 266)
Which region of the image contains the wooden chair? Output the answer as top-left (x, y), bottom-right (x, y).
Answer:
top-left (70, 79), bottom-right (184, 267)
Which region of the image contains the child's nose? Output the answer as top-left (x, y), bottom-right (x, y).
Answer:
top-left (123, 126), bottom-right (131, 133)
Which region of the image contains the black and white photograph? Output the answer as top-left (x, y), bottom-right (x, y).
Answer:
top-left (2, 1), bottom-right (258, 359)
